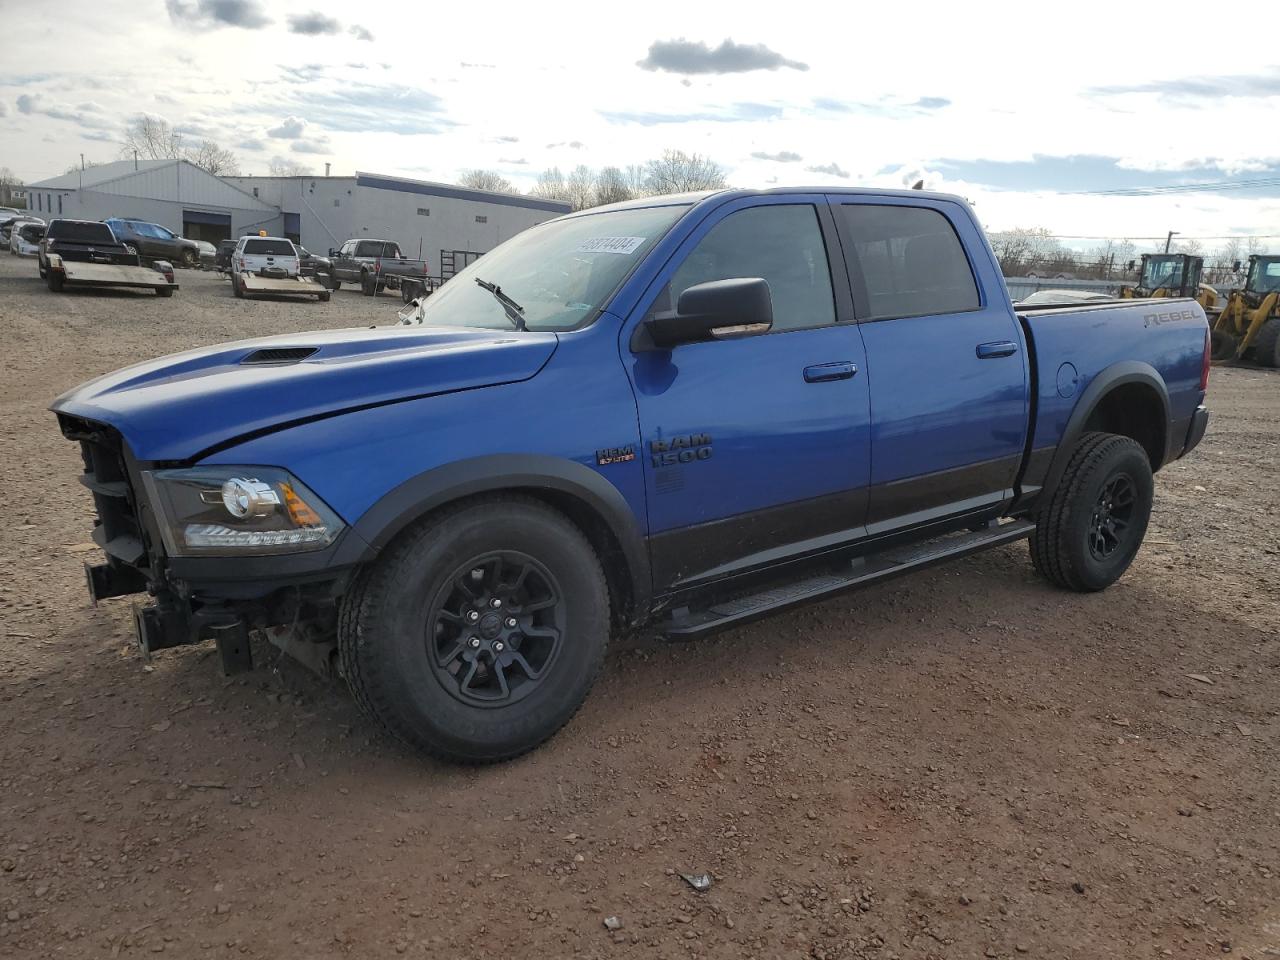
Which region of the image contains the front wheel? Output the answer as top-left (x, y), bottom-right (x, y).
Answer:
top-left (1251, 318), bottom-right (1280, 368)
top-left (361, 273), bottom-right (376, 296)
top-left (338, 497), bottom-right (609, 763)
top-left (1029, 432), bottom-right (1153, 592)
top-left (181, 249), bottom-right (197, 268)
top-left (47, 270), bottom-right (65, 293)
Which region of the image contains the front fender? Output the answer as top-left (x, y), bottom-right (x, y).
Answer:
top-left (330, 453), bottom-right (652, 616)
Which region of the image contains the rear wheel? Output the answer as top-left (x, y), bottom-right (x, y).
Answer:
top-left (47, 270), bottom-right (64, 293)
top-left (233, 277), bottom-right (244, 298)
top-left (338, 497), bottom-right (609, 763)
top-left (1210, 328), bottom-right (1238, 362)
top-left (361, 273), bottom-right (376, 296)
top-left (1029, 432), bottom-right (1153, 592)
top-left (1251, 318), bottom-right (1280, 368)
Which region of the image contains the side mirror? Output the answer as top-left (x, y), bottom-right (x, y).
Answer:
top-left (328, 248), bottom-right (337, 257)
top-left (643, 278), bottom-right (773, 349)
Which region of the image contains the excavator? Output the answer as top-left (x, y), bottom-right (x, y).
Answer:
top-left (1118, 253), bottom-right (1219, 314)
top-left (1209, 254), bottom-right (1280, 366)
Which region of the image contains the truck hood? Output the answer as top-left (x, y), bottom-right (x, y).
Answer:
top-left (51, 325), bottom-right (558, 461)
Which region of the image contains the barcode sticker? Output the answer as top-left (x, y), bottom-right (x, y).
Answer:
top-left (575, 236), bottom-right (646, 255)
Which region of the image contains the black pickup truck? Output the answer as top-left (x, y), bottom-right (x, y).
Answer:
top-left (39, 220), bottom-right (178, 297)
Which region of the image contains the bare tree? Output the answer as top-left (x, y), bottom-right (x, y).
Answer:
top-left (623, 164), bottom-right (649, 198)
top-left (565, 165), bottom-right (596, 211)
top-left (268, 157), bottom-right (313, 177)
top-left (987, 227), bottom-right (1063, 276)
top-left (458, 169), bottom-right (516, 194)
top-left (643, 149), bottom-right (727, 195)
top-left (187, 139), bottom-right (240, 176)
top-left (530, 167), bottom-right (570, 201)
top-left (119, 115), bottom-right (241, 176)
top-left (593, 166), bottom-right (632, 207)
top-left (120, 115), bottom-right (185, 161)
top-left (0, 166), bottom-right (22, 207)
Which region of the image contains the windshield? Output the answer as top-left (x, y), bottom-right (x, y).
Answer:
top-left (413, 205), bottom-right (688, 331)
top-left (1248, 259), bottom-right (1280, 294)
top-left (1142, 256), bottom-right (1182, 290)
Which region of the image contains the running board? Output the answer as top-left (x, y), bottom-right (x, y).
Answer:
top-left (663, 519), bottom-right (1035, 639)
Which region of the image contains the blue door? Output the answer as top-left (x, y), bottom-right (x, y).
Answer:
top-left (623, 197), bottom-right (872, 592)
top-left (828, 197), bottom-right (1028, 532)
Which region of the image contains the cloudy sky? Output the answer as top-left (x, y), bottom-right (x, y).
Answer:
top-left (3, 0), bottom-right (1278, 252)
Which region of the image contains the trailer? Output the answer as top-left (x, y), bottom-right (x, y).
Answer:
top-left (234, 272), bottom-right (331, 302)
top-left (46, 256), bottom-right (178, 297)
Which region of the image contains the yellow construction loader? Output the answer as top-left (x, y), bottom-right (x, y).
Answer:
top-left (1119, 254), bottom-right (1219, 314)
top-left (1209, 255), bottom-right (1280, 366)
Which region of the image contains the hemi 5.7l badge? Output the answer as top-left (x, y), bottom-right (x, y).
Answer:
top-left (596, 445), bottom-right (636, 466)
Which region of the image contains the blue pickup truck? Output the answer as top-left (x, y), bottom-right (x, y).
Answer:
top-left (53, 187), bottom-right (1210, 762)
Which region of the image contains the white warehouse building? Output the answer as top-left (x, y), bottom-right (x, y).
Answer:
top-left (25, 161), bottom-right (571, 280)
top-left (225, 172), bottom-right (570, 278)
top-left (24, 159), bottom-right (281, 243)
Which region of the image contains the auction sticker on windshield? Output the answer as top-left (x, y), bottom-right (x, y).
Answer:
top-left (576, 236), bottom-right (646, 255)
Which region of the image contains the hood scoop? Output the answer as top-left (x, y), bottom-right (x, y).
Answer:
top-left (241, 346), bottom-right (318, 365)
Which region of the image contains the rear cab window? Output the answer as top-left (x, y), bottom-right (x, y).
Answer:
top-left (836, 204), bottom-right (980, 320)
top-left (355, 241), bottom-right (383, 257)
top-left (48, 221), bottom-right (116, 244)
top-left (242, 239), bottom-right (296, 256)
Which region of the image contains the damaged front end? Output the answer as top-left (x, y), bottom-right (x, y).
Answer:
top-left (58, 414), bottom-right (360, 677)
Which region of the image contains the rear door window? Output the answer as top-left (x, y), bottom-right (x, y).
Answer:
top-left (836, 205), bottom-right (980, 320)
top-left (355, 241), bottom-right (382, 257)
top-left (242, 239), bottom-right (296, 256)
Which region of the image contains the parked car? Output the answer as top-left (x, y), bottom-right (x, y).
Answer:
top-left (328, 238), bottom-right (429, 295)
top-left (104, 218), bottom-right (202, 268)
top-left (1016, 289), bottom-right (1115, 306)
top-left (0, 207), bottom-right (21, 224)
top-left (10, 220), bottom-right (45, 256)
top-left (229, 235), bottom-right (328, 302)
top-left (52, 186), bottom-right (1210, 763)
top-left (297, 246), bottom-right (332, 283)
top-left (1, 215), bottom-right (43, 249)
top-left (39, 218), bottom-right (177, 296)
top-left (194, 240), bottom-right (218, 269)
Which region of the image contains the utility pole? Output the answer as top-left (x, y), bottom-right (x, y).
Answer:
top-left (1164, 230), bottom-right (1179, 253)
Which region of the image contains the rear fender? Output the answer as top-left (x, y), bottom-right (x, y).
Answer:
top-left (1037, 361), bottom-right (1170, 501)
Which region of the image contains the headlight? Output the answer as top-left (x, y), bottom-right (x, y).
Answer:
top-left (140, 467), bottom-right (344, 556)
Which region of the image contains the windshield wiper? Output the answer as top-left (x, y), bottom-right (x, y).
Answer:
top-left (474, 277), bottom-right (527, 331)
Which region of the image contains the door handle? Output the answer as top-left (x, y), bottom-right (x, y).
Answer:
top-left (976, 341), bottom-right (1019, 359)
top-left (803, 361), bottom-right (857, 383)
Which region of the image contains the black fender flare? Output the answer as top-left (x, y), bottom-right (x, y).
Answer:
top-left (1039, 361), bottom-right (1170, 499)
top-left (332, 453), bottom-right (652, 616)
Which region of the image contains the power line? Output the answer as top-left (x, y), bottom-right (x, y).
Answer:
top-left (1074, 176), bottom-right (1280, 197)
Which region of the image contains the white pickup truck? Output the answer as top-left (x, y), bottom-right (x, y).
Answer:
top-left (230, 236), bottom-right (329, 302)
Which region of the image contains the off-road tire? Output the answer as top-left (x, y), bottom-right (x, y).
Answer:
top-left (338, 496), bottom-right (609, 763)
top-left (155, 285), bottom-right (174, 298)
top-left (1251, 318), bottom-right (1280, 368)
top-left (1030, 432), bottom-right (1153, 592)
top-left (47, 270), bottom-right (64, 293)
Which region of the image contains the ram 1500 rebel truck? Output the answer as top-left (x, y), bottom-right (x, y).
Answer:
top-left (328, 238), bottom-right (429, 296)
top-left (40, 219), bottom-right (177, 296)
top-left (52, 187), bottom-right (1210, 763)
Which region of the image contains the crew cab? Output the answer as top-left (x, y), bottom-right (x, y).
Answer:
top-left (40, 219), bottom-right (177, 296)
top-left (52, 187), bottom-right (1210, 763)
top-left (328, 238), bottom-right (429, 296)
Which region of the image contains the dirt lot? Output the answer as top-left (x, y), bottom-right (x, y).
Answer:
top-left (1, 254), bottom-right (1278, 959)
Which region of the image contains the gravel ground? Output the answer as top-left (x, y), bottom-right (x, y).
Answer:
top-left (1, 255), bottom-right (1278, 959)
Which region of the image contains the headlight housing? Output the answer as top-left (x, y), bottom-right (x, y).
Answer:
top-left (141, 467), bottom-right (344, 557)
